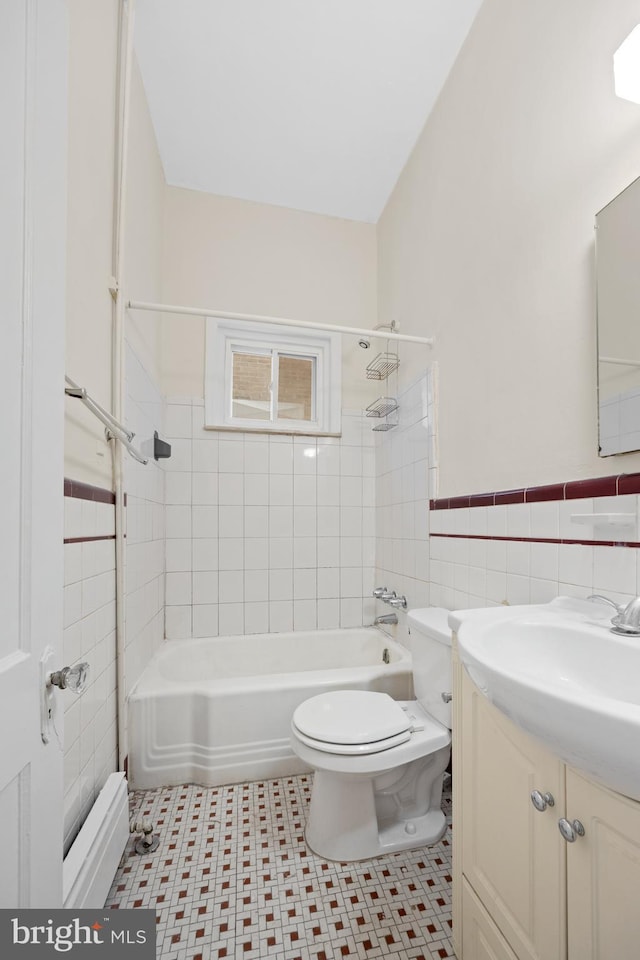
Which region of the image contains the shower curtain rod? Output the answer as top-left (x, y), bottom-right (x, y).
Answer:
top-left (127, 299), bottom-right (435, 347)
top-left (65, 375), bottom-right (149, 465)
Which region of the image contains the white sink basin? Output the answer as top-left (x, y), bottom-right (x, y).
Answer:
top-left (452, 597), bottom-right (640, 801)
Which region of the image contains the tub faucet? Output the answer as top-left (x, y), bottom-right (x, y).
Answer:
top-left (375, 613), bottom-right (398, 626)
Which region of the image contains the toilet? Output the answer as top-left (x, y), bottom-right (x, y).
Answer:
top-left (290, 607), bottom-right (452, 861)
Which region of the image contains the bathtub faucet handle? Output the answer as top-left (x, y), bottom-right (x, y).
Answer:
top-left (379, 590), bottom-right (397, 603)
top-left (388, 595), bottom-right (407, 609)
top-left (373, 586), bottom-right (388, 598)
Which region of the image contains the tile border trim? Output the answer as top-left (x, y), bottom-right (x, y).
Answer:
top-left (64, 478), bottom-right (119, 545)
top-left (430, 532), bottom-right (640, 548)
top-left (429, 471), bottom-right (640, 511)
top-left (64, 535), bottom-right (117, 545)
top-left (64, 478), bottom-right (115, 505)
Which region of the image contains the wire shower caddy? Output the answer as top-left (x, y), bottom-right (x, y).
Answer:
top-left (365, 323), bottom-right (400, 431)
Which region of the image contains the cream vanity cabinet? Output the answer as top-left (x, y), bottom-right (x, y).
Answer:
top-left (453, 650), bottom-right (640, 960)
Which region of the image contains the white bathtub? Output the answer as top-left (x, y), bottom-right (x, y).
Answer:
top-left (128, 627), bottom-right (412, 789)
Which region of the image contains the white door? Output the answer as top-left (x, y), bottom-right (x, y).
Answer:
top-left (0, 0), bottom-right (67, 907)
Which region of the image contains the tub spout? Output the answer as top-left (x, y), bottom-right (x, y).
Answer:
top-left (375, 613), bottom-right (398, 626)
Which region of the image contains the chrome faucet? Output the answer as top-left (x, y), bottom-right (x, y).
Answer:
top-left (587, 594), bottom-right (622, 613)
top-left (587, 594), bottom-right (640, 636)
top-left (611, 597), bottom-right (640, 636)
top-left (372, 586), bottom-right (407, 607)
top-left (388, 594), bottom-right (407, 609)
top-left (375, 613), bottom-right (398, 626)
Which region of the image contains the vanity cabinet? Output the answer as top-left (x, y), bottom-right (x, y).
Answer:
top-left (564, 767), bottom-right (640, 959)
top-left (454, 655), bottom-right (640, 960)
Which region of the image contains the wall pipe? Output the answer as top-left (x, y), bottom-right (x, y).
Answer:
top-left (111, 0), bottom-right (135, 773)
top-left (127, 299), bottom-right (435, 347)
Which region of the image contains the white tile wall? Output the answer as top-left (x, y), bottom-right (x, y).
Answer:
top-left (374, 371), bottom-right (435, 636)
top-left (164, 402), bottom-right (376, 637)
top-left (63, 498), bottom-right (117, 855)
top-left (124, 345), bottom-right (165, 692)
top-left (429, 495), bottom-right (640, 613)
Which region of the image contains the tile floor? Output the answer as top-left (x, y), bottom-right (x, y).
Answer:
top-left (106, 774), bottom-right (454, 959)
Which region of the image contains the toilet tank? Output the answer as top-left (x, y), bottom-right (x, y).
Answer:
top-left (406, 607), bottom-right (452, 728)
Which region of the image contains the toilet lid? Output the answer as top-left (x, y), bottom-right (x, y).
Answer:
top-left (293, 690), bottom-right (411, 747)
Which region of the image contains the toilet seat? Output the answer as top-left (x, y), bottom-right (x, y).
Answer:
top-left (292, 690), bottom-right (413, 756)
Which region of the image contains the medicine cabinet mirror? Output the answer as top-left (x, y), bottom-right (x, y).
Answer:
top-left (596, 174), bottom-right (640, 456)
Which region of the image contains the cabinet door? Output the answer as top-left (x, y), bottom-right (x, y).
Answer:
top-left (566, 769), bottom-right (640, 960)
top-left (462, 877), bottom-right (520, 960)
top-left (461, 669), bottom-right (566, 960)
top-left (452, 649), bottom-right (464, 960)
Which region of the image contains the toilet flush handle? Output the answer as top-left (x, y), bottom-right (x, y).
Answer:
top-left (441, 692), bottom-right (453, 703)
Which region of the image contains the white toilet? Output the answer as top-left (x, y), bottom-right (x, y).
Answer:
top-left (290, 607), bottom-right (452, 861)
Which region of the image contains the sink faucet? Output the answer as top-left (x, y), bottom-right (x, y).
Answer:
top-left (375, 613), bottom-right (398, 626)
top-left (588, 593), bottom-right (640, 636)
top-left (611, 597), bottom-right (640, 636)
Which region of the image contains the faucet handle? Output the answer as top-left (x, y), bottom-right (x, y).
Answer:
top-left (388, 595), bottom-right (407, 609)
top-left (380, 590), bottom-right (396, 603)
top-left (373, 586), bottom-right (388, 598)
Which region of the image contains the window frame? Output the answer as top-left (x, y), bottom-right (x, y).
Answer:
top-left (205, 317), bottom-right (342, 435)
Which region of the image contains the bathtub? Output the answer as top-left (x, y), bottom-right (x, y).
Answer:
top-left (128, 627), bottom-right (412, 789)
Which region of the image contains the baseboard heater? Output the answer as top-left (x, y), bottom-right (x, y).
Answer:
top-left (63, 772), bottom-right (130, 908)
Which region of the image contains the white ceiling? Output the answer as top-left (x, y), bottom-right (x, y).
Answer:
top-left (134, 0), bottom-right (483, 223)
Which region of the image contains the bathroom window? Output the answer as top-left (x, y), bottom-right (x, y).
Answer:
top-left (205, 317), bottom-right (341, 434)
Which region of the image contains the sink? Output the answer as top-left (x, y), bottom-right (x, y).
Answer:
top-left (451, 597), bottom-right (640, 801)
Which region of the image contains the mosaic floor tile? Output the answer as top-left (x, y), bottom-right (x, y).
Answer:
top-left (106, 775), bottom-right (454, 959)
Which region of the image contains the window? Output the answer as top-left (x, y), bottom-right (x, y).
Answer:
top-left (205, 317), bottom-right (341, 435)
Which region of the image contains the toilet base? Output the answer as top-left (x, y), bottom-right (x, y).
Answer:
top-left (304, 745), bottom-right (450, 862)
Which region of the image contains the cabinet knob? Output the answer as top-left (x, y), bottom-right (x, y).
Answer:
top-left (558, 817), bottom-right (585, 842)
top-left (530, 790), bottom-right (555, 812)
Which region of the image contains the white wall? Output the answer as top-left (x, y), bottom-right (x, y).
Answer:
top-left (378, 0), bottom-right (640, 498)
top-left (159, 187), bottom-right (378, 410)
top-left (64, 0), bottom-right (119, 487)
top-left (375, 0), bottom-right (640, 625)
top-left (123, 58), bottom-right (166, 387)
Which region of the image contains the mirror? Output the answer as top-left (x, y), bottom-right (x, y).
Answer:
top-left (596, 175), bottom-right (640, 456)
